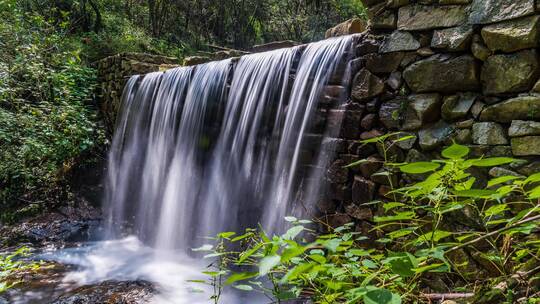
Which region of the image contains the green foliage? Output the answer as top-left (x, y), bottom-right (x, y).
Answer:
top-left (0, 247), bottom-right (42, 293)
top-left (0, 0), bottom-right (104, 216)
top-left (201, 140), bottom-right (540, 303)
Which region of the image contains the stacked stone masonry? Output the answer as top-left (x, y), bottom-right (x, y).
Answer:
top-left (96, 53), bottom-right (180, 132)
top-left (318, 0), bottom-right (540, 235)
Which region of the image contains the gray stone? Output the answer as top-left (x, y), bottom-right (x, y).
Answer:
top-left (470, 101), bottom-right (485, 119)
top-left (488, 167), bottom-right (524, 178)
top-left (380, 31), bottom-right (421, 53)
top-left (480, 95), bottom-right (540, 123)
top-left (481, 16), bottom-right (540, 53)
top-left (326, 18), bottom-right (367, 38)
top-left (469, 0), bottom-right (535, 24)
top-left (517, 161), bottom-right (540, 176)
top-left (468, 145), bottom-right (513, 157)
top-left (471, 35), bottom-right (492, 61)
top-left (417, 47), bottom-right (435, 57)
top-left (432, 25), bottom-right (474, 51)
top-left (352, 176), bottom-right (376, 204)
top-left (387, 71), bottom-right (403, 90)
top-left (509, 120), bottom-right (540, 137)
top-left (398, 5), bottom-right (468, 31)
top-left (379, 99), bottom-right (403, 129)
top-left (472, 122), bottom-right (509, 145)
top-left (456, 119), bottom-right (475, 129)
top-left (183, 56), bottom-right (211, 66)
top-left (481, 50), bottom-right (539, 95)
top-left (402, 94), bottom-right (442, 130)
top-left (351, 69), bottom-right (385, 102)
top-left (345, 204), bottom-right (373, 220)
top-left (393, 132), bottom-right (417, 149)
top-left (370, 10), bottom-right (397, 30)
top-left (441, 93), bottom-right (477, 121)
top-left (365, 52), bottom-right (405, 73)
top-left (403, 54), bottom-right (480, 93)
top-left (512, 136), bottom-right (540, 155)
top-left (418, 121), bottom-right (454, 150)
top-left (455, 129), bottom-right (473, 144)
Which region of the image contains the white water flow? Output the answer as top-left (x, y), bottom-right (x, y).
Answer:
top-left (44, 36), bottom-right (354, 304)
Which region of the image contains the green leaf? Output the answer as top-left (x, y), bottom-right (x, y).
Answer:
top-left (363, 289), bottom-right (401, 304)
top-left (259, 255), bottom-right (281, 276)
top-left (344, 158), bottom-right (369, 168)
top-left (281, 245), bottom-right (306, 263)
top-left (442, 143), bottom-right (470, 159)
top-left (237, 243), bottom-right (263, 264)
top-left (528, 185), bottom-right (540, 199)
top-left (284, 216), bottom-right (297, 222)
top-left (217, 232), bottom-right (236, 239)
top-left (472, 157), bottom-right (516, 167)
top-left (400, 162), bottom-right (440, 174)
top-left (224, 272), bottom-right (258, 285)
top-left (383, 253), bottom-right (418, 278)
top-left (454, 189), bottom-right (496, 198)
top-left (374, 211), bottom-right (415, 223)
top-left (487, 175), bottom-right (521, 188)
top-left (524, 172), bottom-right (540, 185)
top-left (283, 226), bottom-right (304, 240)
top-left (483, 204), bottom-right (508, 218)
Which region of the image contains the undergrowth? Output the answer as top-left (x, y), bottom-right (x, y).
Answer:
top-left (197, 136), bottom-right (540, 304)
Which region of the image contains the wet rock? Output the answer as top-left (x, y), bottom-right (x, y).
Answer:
top-left (439, 0), bottom-right (470, 3)
top-left (370, 9), bottom-right (397, 30)
top-left (509, 120), bottom-right (540, 137)
top-left (183, 56), bottom-right (211, 66)
top-left (468, 145), bottom-right (513, 157)
top-left (380, 31), bottom-right (420, 53)
top-left (455, 128), bottom-right (473, 144)
top-left (481, 50), bottom-right (539, 95)
top-left (455, 119), bottom-right (475, 129)
top-left (351, 69), bottom-right (385, 102)
top-left (393, 132), bottom-right (417, 150)
top-left (250, 40), bottom-right (300, 53)
top-left (0, 202), bottom-right (101, 248)
top-left (356, 37), bottom-right (381, 55)
top-left (357, 156), bottom-right (383, 177)
top-left (471, 35), bottom-right (492, 61)
top-left (418, 121), bottom-right (454, 150)
top-left (325, 18), bottom-right (367, 38)
top-left (481, 15), bottom-right (540, 53)
top-left (512, 136), bottom-right (540, 156)
top-left (345, 204), bottom-right (373, 220)
top-left (327, 109), bottom-right (363, 139)
top-left (431, 25), bottom-right (474, 51)
top-left (403, 54), bottom-right (480, 93)
top-left (379, 99), bottom-right (403, 129)
top-left (50, 280), bottom-right (155, 304)
top-left (517, 161), bottom-right (540, 176)
top-left (361, 113), bottom-right (377, 130)
top-left (398, 5), bottom-right (468, 31)
top-left (416, 47), bottom-right (434, 57)
top-left (441, 93), bottom-right (477, 121)
top-left (469, 0), bottom-right (535, 24)
top-left (327, 160), bottom-right (349, 184)
top-left (472, 122), bottom-right (509, 145)
top-left (352, 176), bottom-right (375, 204)
top-left (534, 79), bottom-right (540, 93)
top-left (402, 93), bottom-right (441, 130)
top-left (360, 129), bottom-right (384, 140)
top-left (489, 167), bottom-right (524, 178)
top-left (364, 52), bottom-right (404, 74)
top-left (387, 71), bottom-right (402, 90)
top-left (480, 95), bottom-right (540, 123)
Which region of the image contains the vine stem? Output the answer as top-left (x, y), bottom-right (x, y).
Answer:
top-left (447, 214), bottom-right (540, 253)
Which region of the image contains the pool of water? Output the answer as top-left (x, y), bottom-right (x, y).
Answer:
top-left (4, 237), bottom-right (269, 304)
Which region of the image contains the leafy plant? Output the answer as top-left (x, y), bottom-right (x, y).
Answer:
top-left (0, 247), bottom-right (42, 293)
top-left (199, 140), bottom-right (540, 303)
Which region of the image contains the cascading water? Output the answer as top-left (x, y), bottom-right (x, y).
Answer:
top-left (37, 35), bottom-right (355, 304)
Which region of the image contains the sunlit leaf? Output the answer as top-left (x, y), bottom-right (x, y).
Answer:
top-left (400, 162), bottom-right (440, 174)
top-left (259, 255), bottom-right (281, 276)
top-left (441, 143), bottom-right (469, 160)
top-left (224, 272), bottom-right (258, 285)
top-left (471, 157), bottom-right (516, 167)
top-left (364, 288), bottom-right (401, 304)
top-left (487, 175), bottom-right (521, 188)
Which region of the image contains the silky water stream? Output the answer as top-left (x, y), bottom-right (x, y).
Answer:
top-left (7, 35), bottom-right (355, 304)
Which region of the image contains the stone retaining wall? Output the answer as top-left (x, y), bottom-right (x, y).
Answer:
top-left (318, 0), bottom-right (540, 232)
top-left (96, 53), bottom-right (180, 132)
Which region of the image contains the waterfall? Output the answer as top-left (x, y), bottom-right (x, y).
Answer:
top-left (105, 36), bottom-right (354, 251)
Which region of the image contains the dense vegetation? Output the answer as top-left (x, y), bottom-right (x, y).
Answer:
top-left (200, 140), bottom-right (540, 303)
top-left (0, 0), bottom-right (365, 220)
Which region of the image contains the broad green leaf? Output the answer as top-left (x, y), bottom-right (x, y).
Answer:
top-left (374, 211), bottom-right (415, 223)
top-left (283, 226), bottom-right (304, 240)
top-left (362, 259), bottom-right (378, 269)
top-left (259, 255), bottom-right (281, 276)
top-left (524, 172), bottom-right (540, 185)
top-left (237, 243), bottom-right (263, 264)
top-left (488, 175), bottom-right (521, 188)
top-left (528, 185), bottom-right (540, 199)
top-left (442, 143), bottom-right (470, 159)
top-left (323, 238), bottom-right (342, 252)
top-left (224, 272), bottom-right (258, 285)
top-left (483, 204), bottom-right (508, 218)
top-left (400, 162), bottom-right (440, 174)
top-left (383, 253), bottom-right (418, 278)
top-left (364, 288), bottom-right (401, 304)
top-left (472, 157), bottom-right (516, 167)
top-left (284, 216), bottom-right (297, 222)
top-left (383, 202), bottom-right (405, 212)
top-left (281, 245), bottom-right (306, 263)
top-left (344, 159), bottom-right (369, 168)
top-left (454, 189), bottom-right (496, 198)
top-left (217, 232), bottom-right (236, 239)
